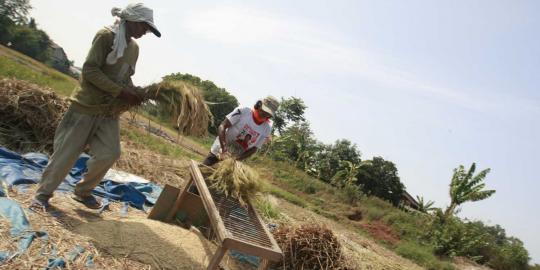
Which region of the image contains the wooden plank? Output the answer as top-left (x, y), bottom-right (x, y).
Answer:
top-left (190, 160), bottom-right (229, 241)
top-left (147, 184), bottom-right (180, 221)
top-left (223, 238), bottom-right (282, 262)
top-left (206, 245), bottom-right (227, 270)
top-left (165, 179), bottom-right (192, 222)
top-left (258, 259), bottom-right (270, 270)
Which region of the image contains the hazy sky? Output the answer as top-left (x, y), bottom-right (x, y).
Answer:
top-left (30, 0), bottom-right (539, 263)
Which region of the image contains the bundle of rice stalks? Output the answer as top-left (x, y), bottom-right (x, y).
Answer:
top-left (272, 223), bottom-right (347, 270)
top-left (207, 158), bottom-right (263, 206)
top-left (113, 80), bottom-right (212, 136)
top-left (0, 78), bottom-right (69, 153)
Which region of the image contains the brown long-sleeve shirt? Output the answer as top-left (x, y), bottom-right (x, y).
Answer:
top-left (70, 28), bottom-right (139, 115)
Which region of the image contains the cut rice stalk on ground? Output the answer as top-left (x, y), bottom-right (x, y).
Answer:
top-left (0, 78), bottom-right (68, 154)
top-left (272, 223), bottom-right (350, 270)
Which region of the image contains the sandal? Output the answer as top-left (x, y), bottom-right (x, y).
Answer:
top-left (29, 198), bottom-right (50, 212)
top-left (72, 194), bottom-right (102, 209)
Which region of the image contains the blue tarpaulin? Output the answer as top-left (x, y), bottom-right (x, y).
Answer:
top-left (0, 197), bottom-right (48, 262)
top-left (0, 146), bottom-right (162, 209)
top-left (0, 146), bottom-right (165, 265)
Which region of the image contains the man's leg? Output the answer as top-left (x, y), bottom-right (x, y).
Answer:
top-left (35, 109), bottom-right (93, 202)
top-left (202, 152), bottom-right (220, 166)
top-left (74, 116), bottom-right (121, 197)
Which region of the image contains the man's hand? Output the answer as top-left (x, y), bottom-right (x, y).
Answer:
top-left (219, 148), bottom-right (231, 160)
top-left (118, 87), bottom-right (142, 106)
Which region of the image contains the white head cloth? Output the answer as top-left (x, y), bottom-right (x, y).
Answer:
top-left (106, 3), bottom-right (157, 65)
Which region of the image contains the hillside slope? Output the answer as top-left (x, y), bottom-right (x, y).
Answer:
top-left (0, 45), bottom-right (490, 270)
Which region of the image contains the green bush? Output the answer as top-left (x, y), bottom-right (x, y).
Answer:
top-left (384, 210), bottom-right (430, 241)
top-left (395, 241), bottom-right (454, 270)
top-left (337, 183), bottom-right (364, 205)
top-left (428, 216), bottom-right (530, 270)
top-left (364, 206), bottom-right (386, 221)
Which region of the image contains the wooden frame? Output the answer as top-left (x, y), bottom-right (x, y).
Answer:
top-left (149, 160), bottom-right (283, 270)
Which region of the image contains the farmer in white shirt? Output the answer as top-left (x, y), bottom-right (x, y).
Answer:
top-left (203, 96), bottom-right (280, 166)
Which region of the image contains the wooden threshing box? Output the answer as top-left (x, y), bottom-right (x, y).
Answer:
top-left (148, 160), bottom-right (283, 270)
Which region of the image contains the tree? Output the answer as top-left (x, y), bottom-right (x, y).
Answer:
top-left (356, 156), bottom-right (405, 206)
top-left (315, 139), bottom-right (361, 182)
top-left (444, 163), bottom-right (495, 219)
top-left (8, 25), bottom-right (51, 61)
top-left (0, 0), bottom-right (31, 24)
top-left (0, 0), bottom-right (31, 45)
top-left (416, 195), bottom-right (436, 213)
top-left (273, 96), bottom-right (307, 135)
top-left (271, 121), bottom-right (317, 168)
top-left (331, 160), bottom-right (359, 188)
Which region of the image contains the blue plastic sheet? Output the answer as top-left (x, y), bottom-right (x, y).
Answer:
top-left (45, 257), bottom-right (65, 269)
top-left (66, 246), bottom-right (85, 262)
top-left (0, 198), bottom-right (48, 262)
top-left (229, 250), bottom-right (261, 267)
top-left (43, 245), bottom-right (85, 269)
top-left (0, 146), bottom-right (162, 209)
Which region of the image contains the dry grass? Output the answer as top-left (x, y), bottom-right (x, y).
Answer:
top-left (272, 223), bottom-right (349, 270)
top-left (0, 189), bottom-right (151, 269)
top-left (206, 159), bottom-right (263, 206)
top-left (114, 140), bottom-right (190, 188)
top-left (0, 187), bottom-right (254, 270)
top-left (0, 78), bottom-right (68, 154)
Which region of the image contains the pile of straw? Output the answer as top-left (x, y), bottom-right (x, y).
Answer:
top-left (114, 80), bottom-right (212, 136)
top-left (272, 223), bottom-right (348, 270)
top-left (114, 141), bottom-right (189, 187)
top-left (0, 78), bottom-right (68, 153)
top-left (207, 158), bottom-right (263, 206)
top-left (0, 190), bottom-right (150, 269)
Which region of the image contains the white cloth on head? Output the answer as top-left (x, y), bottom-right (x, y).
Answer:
top-left (106, 3), bottom-right (155, 65)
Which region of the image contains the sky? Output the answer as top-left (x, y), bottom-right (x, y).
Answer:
top-left (30, 0), bottom-right (540, 264)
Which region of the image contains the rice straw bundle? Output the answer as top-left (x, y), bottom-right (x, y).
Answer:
top-left (0, 78), bottom-right (69, 153)
top-left (113, 80), bottom-right (212, 136)
top-left (272, 223), bottom-right (347, 270)
top-left (208, 158), bottom-right (262, 206)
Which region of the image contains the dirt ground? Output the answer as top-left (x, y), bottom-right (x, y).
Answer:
top-left (0, 186), bottom-right (253, 270)
top-left (268, 197), bottom-right (424, 270)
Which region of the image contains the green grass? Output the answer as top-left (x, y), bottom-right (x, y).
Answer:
top-left (0, 45), bottom-right (78, 96)
top-left (265, 185), bottom-right (308, 208)
top-left (187, 135), bottom-right (215, 149)
top-left (121, 128), bottom-right (200, 160)
top-left (254, 196), bottom-right (281, 220)
top-left (396, 241), bottom-right (455, 270)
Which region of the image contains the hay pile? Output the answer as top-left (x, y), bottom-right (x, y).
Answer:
top-left (0, 78), bottom-right (69, 153)
top-left (75, 218), bottom-right (243, 270)
top-left (272, 223), bottom-right (348, 270)
top-left (0, 191), bottom-right (150, 269)
top-left (114, 141), bottom-right (189, 187)
top-left (207, 158), bottom-right (263, 206)
top-left (114, 80), bottom-right (212, 136)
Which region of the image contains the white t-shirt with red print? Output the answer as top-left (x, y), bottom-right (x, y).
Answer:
top-left (210, 107), bottom-right (272, 156)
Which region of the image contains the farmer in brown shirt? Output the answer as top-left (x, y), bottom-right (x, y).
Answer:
top-left (31, 3), bottom-right (161, 210)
